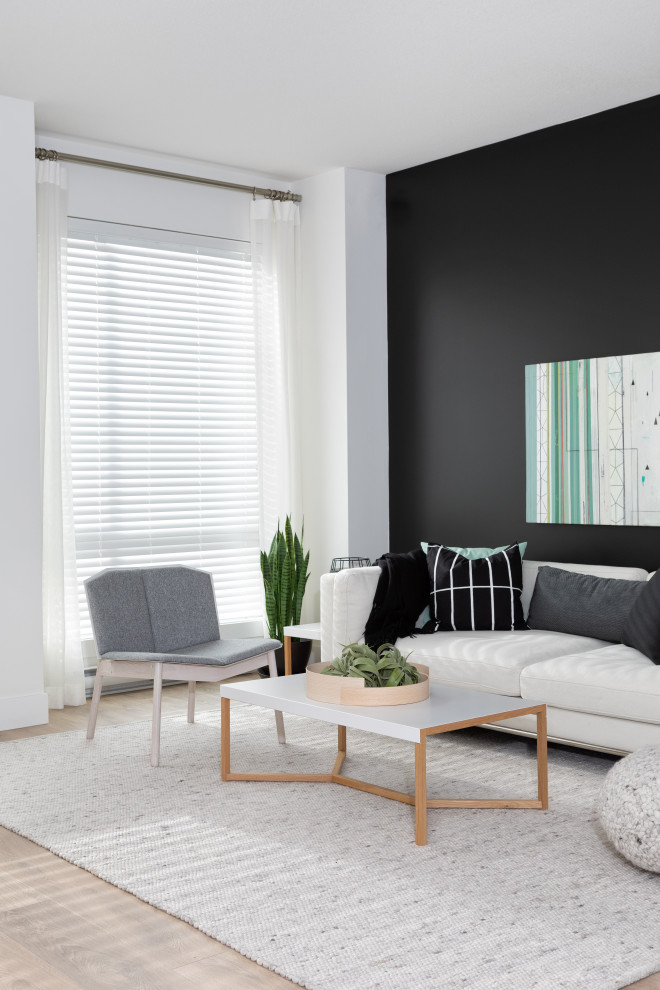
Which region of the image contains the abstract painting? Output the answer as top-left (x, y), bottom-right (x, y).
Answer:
top-left (525, 351), bottom-right (660, 525)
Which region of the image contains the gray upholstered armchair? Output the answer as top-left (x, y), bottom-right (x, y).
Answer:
top-left (84, 565), bottom-right (284, 765)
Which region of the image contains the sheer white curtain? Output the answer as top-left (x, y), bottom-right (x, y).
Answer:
top-left (36, 161), bottom-right (85, 708)
top-left (250, 199), bottom-right (302, 543)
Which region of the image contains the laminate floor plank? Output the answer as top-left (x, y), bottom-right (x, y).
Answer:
top-left (0, 876), bottom-right (204, 990)
top-left (0, 683), bottom-right (654, 989)
top-left (176, 947), bottom-right (297, 988)
top-left (0, 830), bottom-right (218, 969)
top-left (0, 931), bottom-right (84, 990)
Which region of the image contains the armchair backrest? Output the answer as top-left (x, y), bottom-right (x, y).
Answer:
top-left (85, 566), bottom-right (220, 656)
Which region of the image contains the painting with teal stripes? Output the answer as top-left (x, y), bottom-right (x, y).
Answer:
top-left (525, 351), bottom-right (660, 526)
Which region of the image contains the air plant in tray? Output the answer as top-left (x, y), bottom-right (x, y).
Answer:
top-left (322, 643), bottom-right (422, 687)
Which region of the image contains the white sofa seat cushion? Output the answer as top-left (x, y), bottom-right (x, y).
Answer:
top-left (396, 629), bottom-right (609, 696)
top-left (520, 645), bottom-right (660, 724)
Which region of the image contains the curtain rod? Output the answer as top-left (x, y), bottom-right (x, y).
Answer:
top-left (34, 148), bottom-right (302, 202)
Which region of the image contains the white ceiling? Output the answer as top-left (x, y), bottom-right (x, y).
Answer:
top-left (1, 0), bottom-right (660, 180)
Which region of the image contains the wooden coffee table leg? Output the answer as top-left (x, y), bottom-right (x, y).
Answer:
top-left (332, 725), bottom-right (347, 775)
top-left (415, 735), bottom-right (427, 845)
top-left (221, 697), bottom-right (231, 780)
top-left (537, 706), bottom-right (549, 809)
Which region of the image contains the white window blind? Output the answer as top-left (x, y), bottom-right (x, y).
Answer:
top-left (66, 219), bottom-right (262, 640)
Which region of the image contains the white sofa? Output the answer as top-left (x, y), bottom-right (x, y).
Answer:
top-left (320, 559), bottom-right (660, 755)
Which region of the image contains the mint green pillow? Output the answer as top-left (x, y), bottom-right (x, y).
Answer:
top-left (416, 542), bottom-right (527, 628)
top-left (420, 542), bottom-right (527, 559)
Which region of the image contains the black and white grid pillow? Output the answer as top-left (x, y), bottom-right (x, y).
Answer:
top-left (426, 544), bottom-right (528, 632)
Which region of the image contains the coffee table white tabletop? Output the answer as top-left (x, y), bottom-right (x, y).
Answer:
top-left (219, 675), bottom-right (548, 845)
top-left (221, 675), bottom-right (532, 744)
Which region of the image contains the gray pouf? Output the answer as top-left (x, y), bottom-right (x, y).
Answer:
top-left (599, 745), bottom-right (660, 873)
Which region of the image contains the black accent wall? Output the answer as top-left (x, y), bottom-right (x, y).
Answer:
top-left (386, 95), bottom-right (660, 571)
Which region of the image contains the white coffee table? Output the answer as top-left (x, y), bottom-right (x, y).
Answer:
top-left (220, 676), bottom-right (548, 845)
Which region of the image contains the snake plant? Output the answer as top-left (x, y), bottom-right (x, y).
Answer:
top-left (322, 643), bottom-right (421, 687)
top-left (260, 517), bottom-right (310, 643)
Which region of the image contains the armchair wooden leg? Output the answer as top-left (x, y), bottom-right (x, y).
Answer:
top-left (187, 681), bottom-right (195, 723)
top-left (151, 663), bottom-right (164, 767)
top-left (267, 651), bottom-right (286, 744)
top-left (87, 666), bottom-right (104, 740)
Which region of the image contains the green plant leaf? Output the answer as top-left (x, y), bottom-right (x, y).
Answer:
top-left (353, 659), bottom-right (379, 677)
top-left (323, 642), bottom-right (422, 688)
top-left (284, 515), bottom-right (294, 562)
top-left (262, 578), bottom-right (278, 640)
top-left (348, 644), bottom-right (378, 661)
top-left (278, 552), bottom-right (293, 632)
top-left (268, 531), bottom-right (278, 570)
top-left (293, 533), bottom-right (303, 574)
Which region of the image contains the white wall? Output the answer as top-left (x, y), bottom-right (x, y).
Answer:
top-left (294, 169), bottom-right (350, 619)
top-left (0, 96), bottom-right (47, 730)
top-left (345, 170), bottom-right (389, 561)
top-left (293, 168), bottom-right (389, 620)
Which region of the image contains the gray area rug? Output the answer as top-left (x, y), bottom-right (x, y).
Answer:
top-left (0, 705), bottom-right (658, 990)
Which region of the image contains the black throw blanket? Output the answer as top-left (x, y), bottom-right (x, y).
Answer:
top-left (363, 548), bottom-right (433, 649)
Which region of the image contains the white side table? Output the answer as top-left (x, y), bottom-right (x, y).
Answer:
top-left (282, 622), bottom-right (321, 676)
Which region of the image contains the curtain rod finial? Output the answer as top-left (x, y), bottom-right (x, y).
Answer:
top-left (35, 148), bottom-right (58, 161)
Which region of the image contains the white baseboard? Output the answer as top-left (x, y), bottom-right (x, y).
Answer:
top-left (0, 692), bottom-right (49, 731)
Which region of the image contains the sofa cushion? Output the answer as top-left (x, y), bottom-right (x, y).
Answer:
top-left (417, 543), bottom-right (528, 627)
top-left (396, 628), bottom-right (609, 696)
top-left (421, 541), bottom-right (527, 559)
top-left (527, 566), bottom-right (645, 642)
top-left (520, 645), bottom-right (660, 724)
top-left (521, 560), bottom-right (648, 619)
top-left (426, 544), bottom-right (527, 632)
top-left (621, 569), bottom-right (660, 664)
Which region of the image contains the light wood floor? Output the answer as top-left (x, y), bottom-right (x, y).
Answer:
top-left (0, 683), bottom-right (657, 990)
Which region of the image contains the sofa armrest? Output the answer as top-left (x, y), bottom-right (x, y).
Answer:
top-left (320, 566), bottom-right (380, 661)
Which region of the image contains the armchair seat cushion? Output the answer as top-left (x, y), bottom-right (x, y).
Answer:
top-left (102, 637), bottom-right (281, 667)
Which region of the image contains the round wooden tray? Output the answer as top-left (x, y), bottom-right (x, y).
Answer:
top-left (305, 661), bottom-right (430, 706)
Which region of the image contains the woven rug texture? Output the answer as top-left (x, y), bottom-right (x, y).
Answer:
top-left (0, 704), bottom-right (658, 990)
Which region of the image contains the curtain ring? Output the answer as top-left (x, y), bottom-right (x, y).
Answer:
top-left (252, 187), bottom-right (257, 200)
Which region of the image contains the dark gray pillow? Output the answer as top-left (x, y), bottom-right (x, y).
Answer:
top-left (621, 570), bottom-right (660, 664)
top-left (527, 566), bottom-right (645, 642)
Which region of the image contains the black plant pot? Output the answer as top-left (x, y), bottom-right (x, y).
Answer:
top-left (257, 639), bottom-right (313, 677)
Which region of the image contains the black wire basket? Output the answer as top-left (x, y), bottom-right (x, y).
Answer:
top-left (330, 556), bottom-right (372, 572)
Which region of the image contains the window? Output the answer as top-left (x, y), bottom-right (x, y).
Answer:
top-left (66, 219), bottom-right (262, 640)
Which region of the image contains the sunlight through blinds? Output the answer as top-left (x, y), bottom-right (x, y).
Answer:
top-left (66, 220), bottom-right (262, 640)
